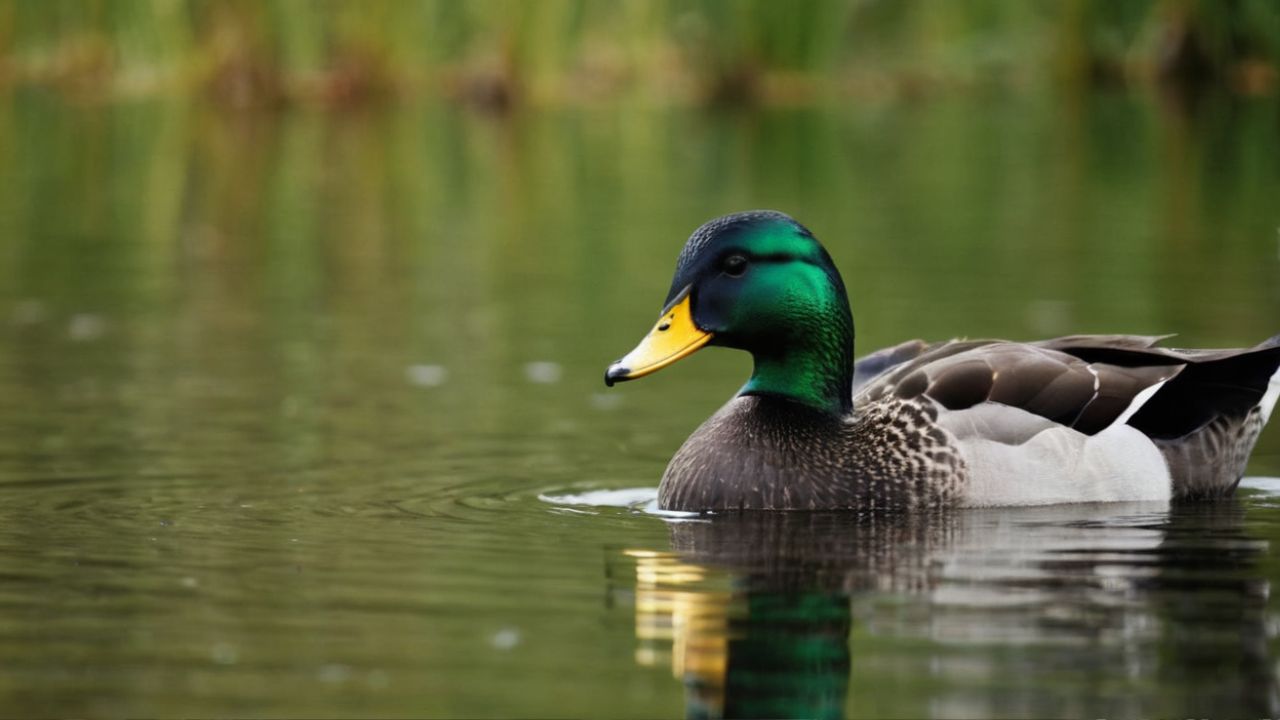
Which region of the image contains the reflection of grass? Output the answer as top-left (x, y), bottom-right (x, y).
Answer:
top-left (0, 0), bottom-right (1278, 107)
top-left (2, 87), bottom-right (1277, 464)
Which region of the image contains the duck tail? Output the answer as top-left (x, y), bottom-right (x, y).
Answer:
top-left (1129, 339), bottom-right (1280, 498)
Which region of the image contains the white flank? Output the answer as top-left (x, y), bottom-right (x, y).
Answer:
top-left (941, 404), bottom-right (1173, 507)
top-left (1260, 365), bottom-right (1280, 424)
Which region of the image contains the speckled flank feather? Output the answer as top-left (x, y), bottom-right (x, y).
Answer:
top-left (658, 395), bottom-right (964, 511)
top-left (1156, 410), bottom-right (1265, 498)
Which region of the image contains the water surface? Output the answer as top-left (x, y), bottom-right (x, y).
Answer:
top-left (0, 89), bottom-right (1278, 716)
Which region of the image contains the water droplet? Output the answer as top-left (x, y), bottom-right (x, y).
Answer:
top-left (590, 393), bottom-right (623, 411)
top-left (524, 361), bottom-right (562, 384)
top-left (366, 669), bottom-right (390, 689)
top-left (1026, 299), bottom-right (1071, 336)
top-left (68, 313), bottom-right (106, 341)
top-left (318, 663), bottom-right (352, 683)
top-left (490, 628), bottom-right (521, 650)
top-left (11, 300), bottom-right (45, 325)
top-left (406, 364), bottom-right (448, 387)
top-left (211, 643), bottom-right (239, 665)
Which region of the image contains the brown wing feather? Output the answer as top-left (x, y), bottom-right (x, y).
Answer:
top-left (1001, 361), bottom-right (1098, 425)
top-left (856, 340), bottom-right (1182, 436)
top-left (926, 359), bottom-right (997, 410)
top-left (1037, 334), bottom-right (1173, 352)
top-left (1070, 363), bottom-right (1184, 433)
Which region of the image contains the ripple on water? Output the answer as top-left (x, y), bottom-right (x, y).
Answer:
top-left (538, 487), bottom-right (711, 522)
top-left (537, 487), bottom-right (655, 509)
top-left (541, 477), bottom-right (1280, 518)
top-left (1239, 476), bottom-right (1280, 496)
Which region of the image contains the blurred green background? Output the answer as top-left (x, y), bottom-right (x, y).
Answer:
top-left (1, 1), bottom-right (1280, 717)
top-left (2, 0), bottom-right (1279, 107)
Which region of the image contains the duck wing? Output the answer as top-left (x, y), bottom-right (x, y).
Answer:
top-left (855, 334), bottom-right (1280, 499)
top-left (857, 340), bottom-right (1181, 438)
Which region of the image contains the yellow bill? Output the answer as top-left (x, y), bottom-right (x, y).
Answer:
top-left (605, 288), bottom-right (713, 385)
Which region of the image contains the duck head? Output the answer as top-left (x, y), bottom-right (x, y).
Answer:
top-left (605, 210), bottom-right (855, 416)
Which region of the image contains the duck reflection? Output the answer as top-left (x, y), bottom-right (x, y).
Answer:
top-left (615, 499), bottom-right (1276, 719)
top-left (625, 549), bottom-right (851, 719)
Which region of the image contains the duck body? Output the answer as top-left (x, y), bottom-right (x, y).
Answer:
top-left (661, 336), bottom-right (1280, 511)
top-left (606, 211), bottom-right (1280, 512)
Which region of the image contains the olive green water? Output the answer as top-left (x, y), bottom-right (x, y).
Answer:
top-left (1, 88), bottom-right (1279, 717)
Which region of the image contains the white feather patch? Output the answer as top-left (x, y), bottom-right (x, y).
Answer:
top-left (936, 403), bottom-right (1059, 445)
top-left (1260, 365), bottom-right (1280, 424)
top-left (1113, 378), bottom-right (1169, 426)
top-left (948, 405), bottom-right (1173, 507)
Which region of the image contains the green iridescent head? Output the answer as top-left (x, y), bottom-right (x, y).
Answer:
top-left (605, 210), bottom-right (855, 416)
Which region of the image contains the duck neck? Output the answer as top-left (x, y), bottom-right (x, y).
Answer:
top-left (740, 306), bottom-right (854, 418)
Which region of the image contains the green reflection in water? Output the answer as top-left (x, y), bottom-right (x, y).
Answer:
top-left (623, 501), bottom-right (1276, 719)
top-left (0, 87), bottom-right (1276, 716)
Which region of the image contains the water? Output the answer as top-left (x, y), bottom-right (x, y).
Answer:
top-left (0, 88), bottom-right (1278, 717)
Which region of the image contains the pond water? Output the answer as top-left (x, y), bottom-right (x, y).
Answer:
top-left (0, 87), bottom-right (1278, 717)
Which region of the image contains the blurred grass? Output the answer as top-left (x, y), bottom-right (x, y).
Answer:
top-left (0, 0), bottom-right (1278, 108)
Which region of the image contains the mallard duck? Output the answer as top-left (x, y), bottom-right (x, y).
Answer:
top-left (604, 210), bottom-right (1280, 511)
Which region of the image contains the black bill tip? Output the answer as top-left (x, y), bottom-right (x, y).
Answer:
top-left (604, 363), bottom-right (629, 387)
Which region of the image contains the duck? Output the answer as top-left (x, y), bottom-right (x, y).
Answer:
top-left (604, 210), bottom-right (1280, 512)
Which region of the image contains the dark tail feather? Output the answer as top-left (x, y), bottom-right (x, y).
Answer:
top-left (1125, 336), bottom-right (1280, 498)
top-left (1129, 342), bottom-right (1280, 440)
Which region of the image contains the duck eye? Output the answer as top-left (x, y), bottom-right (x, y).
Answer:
top-left (722, 254), bottom-right (748, 277)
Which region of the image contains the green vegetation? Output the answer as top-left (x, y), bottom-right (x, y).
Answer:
top-left (1, 0), bottom-right (1278, 107)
